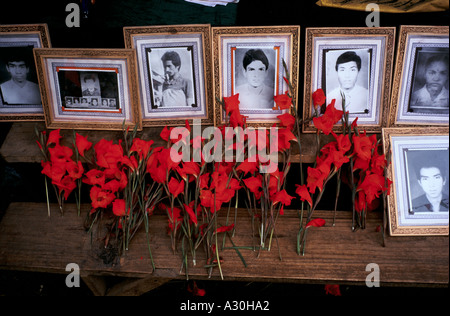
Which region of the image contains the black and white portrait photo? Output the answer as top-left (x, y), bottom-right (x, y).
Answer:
top-left (0, 46), bottom-right (41, 106)
top-left (325, 49), bottom-right (370, 114)
top-left (1, 24), bottom-right (50, 121)
top-left (234, 48), bottom-right (276, 110)
top-left (406, 149), bottom-right (449, 214)
top-left (385, 128), bottom-right (449, 236)
top-left (409, 48), bottom-right (449, 115)
top-left (147, 47), bottom-right (196, 109)
top-left (390, 26), bottom-right (448, 126)
top-left (57, 70), bottom-right (120, 111)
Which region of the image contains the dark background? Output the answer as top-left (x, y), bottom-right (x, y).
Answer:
top-left (1, 0), bottom-right (449, 297)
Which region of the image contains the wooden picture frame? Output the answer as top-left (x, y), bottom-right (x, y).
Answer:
top-left (383, 127), bottom-right (449, 236)
top-left (124, 24), bottom-right (214, 127)
top-left (34, 48), bottom-right (142, 131)
top-left (212, 26), bottom-right (300, 128)
top-left (304, 27), bottom-right (395, 133)
top-left (389, 26), bottom-right (449, 127)
top-left (0, 24), bottom-right (51, 122)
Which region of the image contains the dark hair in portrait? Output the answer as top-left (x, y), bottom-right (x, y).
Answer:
top-left (242, 49), bottom-right (270, 71)
top-left (161, 51), bottom-right (182, 68)
top-left (335, 51), bottom-right (362, 72)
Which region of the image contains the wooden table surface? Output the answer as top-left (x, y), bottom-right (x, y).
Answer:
top-left (1, 202), bottom-right (448, 289)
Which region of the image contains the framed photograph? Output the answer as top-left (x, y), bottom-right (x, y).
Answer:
top-left (383, 127), bottom-right (449, 236)
top-left (0, 24), bottom-right (51, 121)
top-left (34, 48), bottom-right (142, 131)
top-left (212, 26), bottom-right (300, 127)
top-left (124, 24), bottom-right (214, 127)
top-left (304, 27), bottom-right (395, 133)
top-left (389, 26), bottom-right (449, 127)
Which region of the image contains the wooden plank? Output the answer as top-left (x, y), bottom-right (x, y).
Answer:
top-left (0, 202), bottom-right (448, 287)
top-left (0, 122), bottom-right (332, 164)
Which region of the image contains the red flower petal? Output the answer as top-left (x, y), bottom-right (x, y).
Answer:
top-left (47, 129), bottom-right (62, 146)
top-left (215, 223), bottom-right (235, 234)
top-left (272, 189), bottom-right (295, 207)
top-left (295, 184), bottom-right (313, 207)
top-left (168, 177), bottom-right (185, 198)
top-left (277, 112), bottom-right (296, 130)
top-left (184, 202), bottom-right (198, 226)
top-left (112, 199), bottom-right (127, 217)
top-left (273, 92), bottom-right (292, 110)
top-left (306, 218), bottom-right (326, 229)
top-left (75, 133), bottom-right (92, 157)
top-left (312, 89), bottom-right (326, 109)
top-left (223, 94), bottom-right (240, 116)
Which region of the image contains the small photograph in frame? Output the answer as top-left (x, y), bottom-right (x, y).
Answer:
top-left (124, 25), bottom-right (214, 127)
top-left (33, 48), bottom-right (142, 131)
top-left (304, 27), bottom-right (395, 133)
top-left (213, 26), bottom-right (300, 127)
top-left (389, 26), bottom-right (449, 127)
top-left (383, 127), bottom-right (449, 236)
top-left (0, 24), bottom-right (51, 121)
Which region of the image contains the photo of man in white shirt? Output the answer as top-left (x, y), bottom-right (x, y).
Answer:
top-left (0, 52), bottom-right (41, 105)
top-left (326, 50), bottom-right (369, 114)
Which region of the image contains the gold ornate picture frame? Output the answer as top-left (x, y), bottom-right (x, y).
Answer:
top-left (212, 26), bottom-right (300, 128)
top-left (303, 27), bottom-right (395, 133)
top-left (124, 24), bottom-right (214, 127)
top-left (34, 48), bottom-right (142, 131)
top-left (0, 24), bottom-right (51, 122)
top-left (383, 127), bottom-right (449, 236)
top-left (389, 25), bottom-right (449, 127)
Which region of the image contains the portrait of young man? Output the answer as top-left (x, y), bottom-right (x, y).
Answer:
top-left (0, 47), bottom-right (41, 106)
top-left (234, 48), bottom-right (275, 110)
top-left (325, 49), bottom-right (370, 114)
top-left (408, 150), bottom-right (449, 214)
top-left (149, 48), bottom-right (195, 109)
top-left (410, 51), bottom-right (449, 114)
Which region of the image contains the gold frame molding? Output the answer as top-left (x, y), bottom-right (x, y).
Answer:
top-left (382, 127), bottom-right (449, 236)
top-left (34, 48), bottom-right (142, 131)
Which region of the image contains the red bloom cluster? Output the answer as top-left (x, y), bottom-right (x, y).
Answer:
top-left (40, 129), bottom-right (90, 201)
top-left (81, 136), bottom-right (154, 215)
top-left (352, 130), bottom-right (391, 213)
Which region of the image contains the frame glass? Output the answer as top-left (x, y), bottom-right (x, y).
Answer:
top-left (34, 48), bottom-right (142, 131)
top-left (383, 127), bottom-right (449, 236)
top-left (0, 24), bottom-right (51, 121)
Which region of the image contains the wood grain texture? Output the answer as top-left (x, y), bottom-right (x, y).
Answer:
top-left (0, 203), bottom-right (448, 287)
